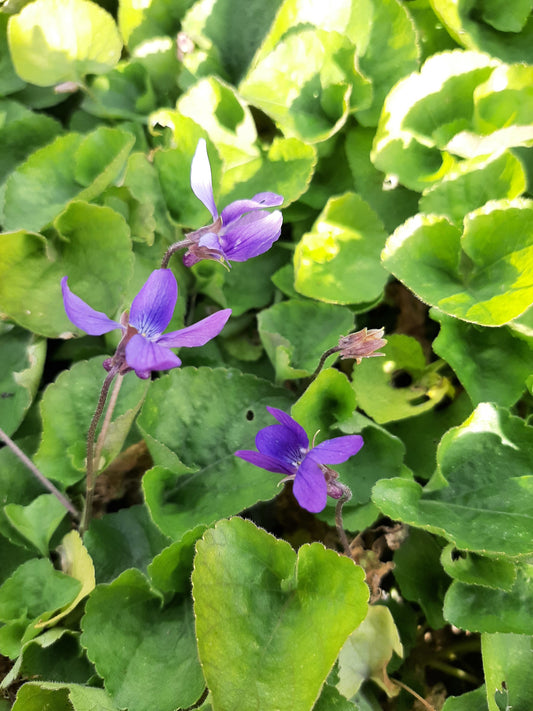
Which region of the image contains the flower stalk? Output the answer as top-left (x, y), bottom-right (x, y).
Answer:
top-left (0, 425), bottom-right (79, 520)
top-left (81, 365), bottom-right (119, 534)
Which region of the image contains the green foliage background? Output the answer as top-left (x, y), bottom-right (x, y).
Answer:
top-left (0, 0), bottom-right (532, 709)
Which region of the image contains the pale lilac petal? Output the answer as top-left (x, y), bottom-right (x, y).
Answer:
top-left (125, 334), bottom-right (181, 379)
top-left (265, 407), bottom-right (309, 449)
top-left (309, 435), bottom-right (364, 465)
top-left (220, 210), bottom-right (282, 262)
top-left (198, 232), bottom-right (222, 250)
top-left (293, 456), bottom-right (327, 513)
top-left (221, 192), bottom-right (283, 224)
top-left (157, 309), bottom-right (231, 348)
top-left (129, 269), bottom-right (177, 339)
top-left (256, 425), bottom-right (306, 470)
top-left (191, 138), bottom-right (218, 221)
top-left (235, 449), bottom-right (295, 476)
top-left (61, 277), bottom-right (121, 336)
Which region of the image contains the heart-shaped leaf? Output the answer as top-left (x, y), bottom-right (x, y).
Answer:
top-left (192, 518), bottom-right (369, 711)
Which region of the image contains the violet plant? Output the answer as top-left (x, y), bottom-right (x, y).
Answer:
top-left (61, 268), bottom-right (231, 532)
top-left (161, 139), bottom-right (283, 269)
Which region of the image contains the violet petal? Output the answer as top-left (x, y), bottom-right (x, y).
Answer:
top-left (221, 210), bottom-right (282, 262)
top-left (125, 333), bottom-right (181, 379)
top-left (190, 138), bottom-right (218, 221)
top-left (234, 449), bottom-right (295, 476)
top-left (309, 435), bottom-right (364, 465)
top-left (256, 424), bottom-right (306, 470)
top-left (293, 456), bottom-right (328, 513)
top-left (61, 277), bottom-right (121, 336)
top-left (265, 407), bottom-right (309, 449)
top-left (220, 192), bottom-right (283, 225)
top-left (157, 309), bottom-right (231, 348)
top-left (129, 269), bottom-right (177, 339)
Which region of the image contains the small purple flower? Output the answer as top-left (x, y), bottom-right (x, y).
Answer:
top-left (235, 407), bottom-right (363, 513)
top-left (181, 139), bottom-right (283, 267)
top-left (61, 269), bottom-right (231, 379)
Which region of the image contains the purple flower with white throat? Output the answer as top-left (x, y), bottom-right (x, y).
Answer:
top-left (235, 407), bottom-right (363, 513)
top-left (61, 269), bottom-right (231, 379)
top-left (177, 139), bottom-right (283, 267)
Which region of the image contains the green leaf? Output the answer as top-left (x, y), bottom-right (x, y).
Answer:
top-left (181, 0), bottom-right (284, 84)
top-left (192, 245), bottom-right (288, 317)
top-left (347, 0), bottom-right (420, 126)
top-left (440, 544), bottom-right (516, 591)
top-left (84, 505), bottom-right (170, 584)
top-left (351, 334), bottom-right (451, 424)
top-left (81, 568), bottom-right (204, 711)
top-left (345, 127), bottom-right (419, 234)
top-left (0, 327), bottom-right (45, 436)
top-left (372, 50), bottom-right (497, 191)
top-left (118, 0), bottom-right (194, 50)
top-left (294, 193), bottom-right (388, 305)
top-left (373, 403), bottom-right (533, 556)
top-left (147, 525), bottom-right (207, 598)
top-left (431, 310), bottom-right (532, 406)
top-left (419, 151), bottom-right (527, 225)
top-left (240, 28), bottom-right (366, 143)
top-left (430, 0), bottom-right (533, 63)
top-left (0, 16), bottom-right (25, 96)
top-left (387, 391), bottom-right (474, 480)
top-left (441, 686), bottom-right (488, 711)
top-left (393, 529), bottom-right (449, 629)
top-left (4, 494), bottom-right (66, 557)
top-left (0, 533), bottom-right (34, 586)
top-left (177, 76), bottom-right (257, 162)
top-left (0, 99), bottom-right (62, 184)
top-left (139, 367), bottom-right (293, 540)
top-left (337, 605), bottom-right (403, 699)
top-left (35, 357), bottom-right (147, 486)
top-left (12, 682), bottom-right (119, 711)
top-left (0, 202), bottom-right (133, 338)
top-left (82, 62), bottom-right (156, 120)
top-left (220, 136), bottom-right (316, 208)
top-left (3, 127), bottom-right (135, 232)
top-left (36, 530), bottom-right (95, 629)
top-left (7, 0), bottom-right (122, 87)
top-left (257, 300), bottom-right (354, 381)
top-left (192, 518), bottom-right (369, 711)
top-left (1, 630), bottom-right (93, 690)
top-left (482, 633), bottom-right (533, 711)
top-left (382, 201), bottom-right (533, 326)
top-left (444, 563), bottom-right (533, 634)
top-left (0, 558), bottom-right (81, 658)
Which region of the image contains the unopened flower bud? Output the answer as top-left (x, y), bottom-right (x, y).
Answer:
top-left (337, 327), bottom-right (387, 365)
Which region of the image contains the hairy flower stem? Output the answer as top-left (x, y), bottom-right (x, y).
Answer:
top-left (0, 426), bottom-right (79, 520)
top-left (310, 347), bottom-right (339, 381)
top-left (335, 488), bottom-right (352, 556)
top-left (161, 241), bottom-right (188, 269)
top-left (81, 367), bottom-right (119, 535)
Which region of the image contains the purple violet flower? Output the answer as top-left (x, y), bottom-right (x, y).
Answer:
top-left (235, 407), bottom-right (363, 513)
top-left (61, 269), bottom-right (231, 379)
top-left (181, 139), bottom-right (283, 267)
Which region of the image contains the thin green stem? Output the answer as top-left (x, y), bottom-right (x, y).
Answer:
top-left (0, 426), bottom-right (79, 520)
top-left (80, 367), bottom-right (118, 535)
top-left (93, 373), bottom-right (124, 468)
